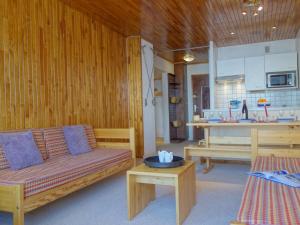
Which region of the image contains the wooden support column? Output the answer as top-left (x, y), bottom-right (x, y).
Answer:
top-left (251, 128), bottom-right (258, 163)
top-left (126, 36), bottom-right (144, 158)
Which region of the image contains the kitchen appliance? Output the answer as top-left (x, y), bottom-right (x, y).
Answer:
top-left (266, 71), bottom-right (297, 88)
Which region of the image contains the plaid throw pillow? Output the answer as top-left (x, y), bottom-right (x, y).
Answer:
top-left (43, 127), bottom-right (69, 158)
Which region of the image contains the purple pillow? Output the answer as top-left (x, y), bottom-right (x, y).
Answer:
top-left (0, 131), bottom-right (43, 170)
top-left (63, 125), bottom-right (91, 155)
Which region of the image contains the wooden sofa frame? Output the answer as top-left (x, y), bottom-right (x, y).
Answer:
top-left (0, 128), bottom-right (136, 225)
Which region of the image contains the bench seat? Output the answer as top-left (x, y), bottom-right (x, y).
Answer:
top-left (184, 144), bottom-right (252, 160)
top-left (0, 148), bottom-right (131, 197)
top-left (235, 156), bottom-right (300, 225)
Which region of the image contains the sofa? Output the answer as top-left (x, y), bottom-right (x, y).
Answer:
top-left (0, 125), bottom-right (135, 225)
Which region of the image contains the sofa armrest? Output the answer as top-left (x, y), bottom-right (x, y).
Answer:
top-left (93, 128), bottom-right (136, 160)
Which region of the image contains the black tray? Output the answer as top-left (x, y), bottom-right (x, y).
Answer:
top-left (144, 156), bottom-right (184, 168)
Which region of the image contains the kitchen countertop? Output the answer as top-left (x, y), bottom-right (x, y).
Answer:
top-left (203, 107), bottom-right (300, 112)
top-left (187, 121), bottom-right (300, 127)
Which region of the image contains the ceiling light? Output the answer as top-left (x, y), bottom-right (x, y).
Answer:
top-left (230, 32), bottom-right (235, 35)
top-left (272, 26), bottom-right (277, 30)
top-left (242, 1), bottom-right (263, 17)
top-left (183, 53), bottom-right (195, 62)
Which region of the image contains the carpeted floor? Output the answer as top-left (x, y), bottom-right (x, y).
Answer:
top-left (0, 142), bottom-right (250, 225)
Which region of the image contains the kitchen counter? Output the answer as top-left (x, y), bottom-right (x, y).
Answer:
top-left (187, 121), bottom-right (300, 127)
top-left (185, 121), bottom-right (300, 172)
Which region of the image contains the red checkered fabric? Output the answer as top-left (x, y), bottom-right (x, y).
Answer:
top-left (43, 127), bottom-right (69, 158)
top-left (236, 156), bottom-right (300, 225)
top-left (0, 148), bottom-right (131, 197)
top-left (0, 129), bottom-right (48, 170)
top-left (0, 148), bottom-right (8, 170)
top-left (83, 125), bottom-right (97, 149)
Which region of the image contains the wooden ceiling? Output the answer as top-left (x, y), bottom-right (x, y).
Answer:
top-left (62, 0), bottom-right (300, 61)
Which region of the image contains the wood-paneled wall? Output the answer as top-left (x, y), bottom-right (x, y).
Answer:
top-left (126, 37), bottom-right (144, 157)
top-left (0, 0), bottom-right (129, 130)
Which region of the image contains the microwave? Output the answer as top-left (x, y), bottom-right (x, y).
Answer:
top-left (266, 71), bottom-right (298, 88)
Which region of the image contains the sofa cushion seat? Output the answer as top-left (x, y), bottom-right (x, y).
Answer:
top-left (0, 148), bottom-right (131, 197)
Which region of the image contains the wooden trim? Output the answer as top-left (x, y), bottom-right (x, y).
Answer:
top-left (126, 36), bottom-right (144, 158)
top-left (209, 136), bottom-right (251, 145)
top-left (257, 147), bottom-right (300, 158)
top-left (94, 127), bottom-right (136, 160)
top-left (251, 128), bottom-right (258, 162)
top-left (0, 183), bottom-right (24, 225)
top-left (204, 128), bottom-right (209, 148)
top-left (230, 221), bottom-right (246, 225)
top-left (184, 147), bottom-right (251, 160)
top-left (94, 128), bottom-right (131, 139)
top-left (97, 142), bottom-right (130, 149)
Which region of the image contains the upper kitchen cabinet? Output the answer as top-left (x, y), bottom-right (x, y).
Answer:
top-left (245, 56), bottom-right (265, 91)
top-left (217, 58), bottom-right (245, 77)
top-left (265, 52), bottom-right (298, 73)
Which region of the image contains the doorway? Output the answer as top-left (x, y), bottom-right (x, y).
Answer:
top-left (192, 74), bottom-right (210, 140)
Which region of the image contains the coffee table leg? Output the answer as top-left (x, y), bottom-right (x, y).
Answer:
top-left (127, 174), bottom-right (155, 220)
top-left (175, 164), bottom-right (196, 225)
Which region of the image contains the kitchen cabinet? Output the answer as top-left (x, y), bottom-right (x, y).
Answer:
top-left (217, 58), bottom-right (245, 77)
top-left (245, 56), bottom-right (266, 91)
top-left (265, 52), bottom-right (298, 73)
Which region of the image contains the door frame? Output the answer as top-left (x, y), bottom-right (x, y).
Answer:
top-left (187, 73), bottom-right (209, 141)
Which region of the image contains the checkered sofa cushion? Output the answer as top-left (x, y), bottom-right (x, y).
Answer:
top-left (0, 148), bottom-right (131, 197)
top-left (43, 127), bottom-right (69, 158)
top-left (236, 156), bottom-right (300, 225)
top-left (0, 129), bottom-right (47, 170)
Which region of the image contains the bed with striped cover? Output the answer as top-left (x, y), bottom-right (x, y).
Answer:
top-left (236, 156), bottom-right (300, 225)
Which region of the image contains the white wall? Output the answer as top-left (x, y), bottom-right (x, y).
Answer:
top-left (297, 30), bottom-right (300, 75)
top-left (187, 63), bottom-right (209, 140)
top-left (141, 39), bottom-right (156, 156)
top-left (209, 41), bottom-right (218, 109)
top-left (154, 56), bottom-right (174, 74)
top-left (162, 73), bottom-right (170, 144)
top-left (154, 56), bottom-right (174, 143)
top-left (218, 39), bottom-right (296, 60)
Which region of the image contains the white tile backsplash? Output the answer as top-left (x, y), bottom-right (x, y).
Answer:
top-left (215, 81), bottom-right (300, 109)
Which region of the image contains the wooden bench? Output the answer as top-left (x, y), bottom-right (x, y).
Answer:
top-left (0, 127), bottom-right (136, 225)
top-left (184, 144), bottom-right (251, 173)
top-left (184, 124), bottom-right (300, 173)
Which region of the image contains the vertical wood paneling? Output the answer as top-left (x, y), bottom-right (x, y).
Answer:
top-left (0, 0), bottom-right (129, 130)
top-left (126, 36), bottom-right (144, 157)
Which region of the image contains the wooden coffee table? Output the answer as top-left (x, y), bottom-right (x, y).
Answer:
top-left (127, 161), bottom-right (196, 225)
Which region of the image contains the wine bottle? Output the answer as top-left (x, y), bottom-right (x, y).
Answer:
top-left (242, 100), bottom-right (248, 120)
